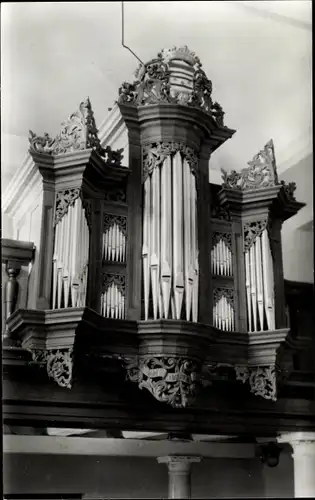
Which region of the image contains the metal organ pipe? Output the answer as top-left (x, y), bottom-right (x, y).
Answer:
top-left (142, 152), bottom-right (198, 322)
top-left (52, 196), bottom-right (89, 309)
top-left (244, 228), bottom-right (275, 332)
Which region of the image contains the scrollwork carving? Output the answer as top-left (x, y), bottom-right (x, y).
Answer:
top-left (54, 188), bottom-right (81, 226)
top-left (30, 348), bottom-right (73, 389)
top-left (102, 273), bottom-right (126, 295)
top-left (244, 219), bottom-right (268, 252)
top-left (235, 365), bottom-right (277, 401)
top-left (142, 142), bottom-right (199, 182)
top-left (104, 214), bottom-right (127, 236)
top-left (221, 140), bottom-right (279, 190)
top-left (124, 356), bottom-right (202, 408)
top-left (117, 46), bottom-right (225, 125)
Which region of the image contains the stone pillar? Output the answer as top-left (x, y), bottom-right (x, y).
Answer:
top-left (279, 432), bottom-right (315, 498)
top-left (158, 455), bottom-right (202, 499)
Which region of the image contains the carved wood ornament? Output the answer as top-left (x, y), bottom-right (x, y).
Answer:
top-left (28, 97), bottom-right (124, 166)
top-left (142, 142), bottom-right (199, 182)
top-left (235, 365), bottom-right (278, 401)
top-left (30, 348), bottom-right (73, 389)
top-left (118, 46), bottom-right (225, 126)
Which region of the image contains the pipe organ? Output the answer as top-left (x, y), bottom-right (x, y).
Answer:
top-left (9, 47), bottom-right (303, 409)
top-left (102, 214), bottom-right (127, 263)
top-left (244, 222), bottom-right (275, 332)
top-left (101, 273), bottom-right (126, 319)
top-left (52, 190), bottom-right (89, 310)
top-left (142, 146), bottom-right (198, 322)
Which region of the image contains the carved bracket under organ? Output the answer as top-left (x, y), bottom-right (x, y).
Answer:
top-left (52, 189), bottom-right (90, 310)
top-left (103, 214), bottom-right (127, 263)
top-left (142, 143), bottom-right (199, 321)
top-left (101, 273), bottom-right (126, 319)
top-left (124, 356), bottom-right (202, 408)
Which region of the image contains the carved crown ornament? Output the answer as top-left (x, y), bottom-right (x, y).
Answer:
top-left (28, 97), bottom-right (124, 167)
top-left (220, 139), bottom-right (297, 200)
top-left (117, 46), bottom-right (225, 127)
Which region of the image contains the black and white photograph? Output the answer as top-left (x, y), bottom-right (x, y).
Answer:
top-left (1, 1), bottom-right (313, 498)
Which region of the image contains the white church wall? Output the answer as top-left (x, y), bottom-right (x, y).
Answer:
top-left (3, 452), bottom-right (294, 498)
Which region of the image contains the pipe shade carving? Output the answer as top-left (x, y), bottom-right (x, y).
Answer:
top-left (125, 356), bottom-right (202, 408)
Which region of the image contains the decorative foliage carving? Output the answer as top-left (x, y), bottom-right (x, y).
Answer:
top-left (213, 287), bottom-right (234, 306)
top-left (28, 132), bottom-right (56, 153)
top-left (221, 140), bottom-right (279, 190)
top-left (212, 232), bottom-right (232, 250)
top-left (142, 141), bottom-right (198, 181)
top-left (102, 273), bottom-right (126, 295)
top-left (104, 214), bottom-right (127, 236)
top-left (30, 349), bottom-right (73, 389)
top-left (29, 98), bottom-right (124, 166)
top-left (244, 219), bottom-right (268, 252)
top-left (54, 188), bottom-right (81, 226)
top-left (235, 365), bottom-right (277, 401)
top-left (124, 356), bottom-right (202, 408)
top-left (117, 46), bottom-right (225, 125)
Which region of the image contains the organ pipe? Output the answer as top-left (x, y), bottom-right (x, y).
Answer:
top-left (52, 196), bottom-right (89, 309)
top-left (244, 229), bottom-right (275, 332)
top-left (211, 235), bottom-right (233, 277)
top-left (142, 152), bottom-right (198, 322)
